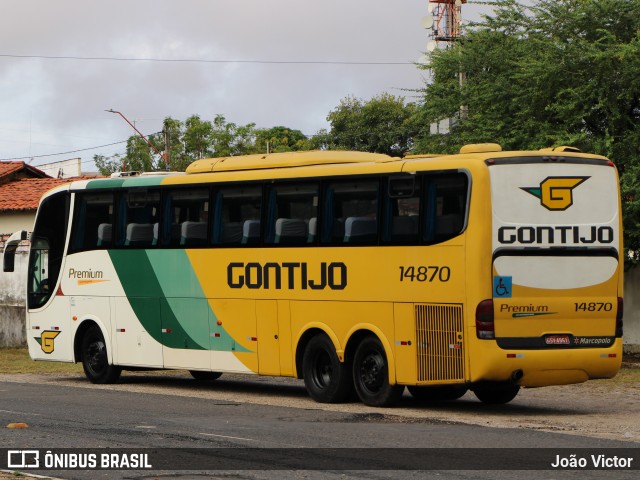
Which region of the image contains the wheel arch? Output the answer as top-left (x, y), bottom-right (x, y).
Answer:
top-left (73, 317), bottom-right (113, 364)
top-left (294, 325), bottom-right (341, 379)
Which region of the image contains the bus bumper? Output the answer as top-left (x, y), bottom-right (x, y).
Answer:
top-left (470, 338), bottom-right (623, 387)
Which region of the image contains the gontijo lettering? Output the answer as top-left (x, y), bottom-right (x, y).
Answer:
top-left (227, 261), bottom-right (347, 290)
top-left (498, 225), bottom-right (614, 245)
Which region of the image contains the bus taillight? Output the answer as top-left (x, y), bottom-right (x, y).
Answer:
top-left (476, 299), bottom-right (495, 339)
top-left (616, 297), bottom-right (624, 337)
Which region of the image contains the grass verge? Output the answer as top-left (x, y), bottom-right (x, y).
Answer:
top-left (0, 348), bottom-right (82, 374)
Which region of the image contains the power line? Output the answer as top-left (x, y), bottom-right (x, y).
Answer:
top-left (0, 133), bottom-right (161, 162)
top-left (0, 53), bottom-right (414, 66)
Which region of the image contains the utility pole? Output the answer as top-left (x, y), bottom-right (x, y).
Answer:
top-left (163, 128), bottom-right (171, 170)
top-left (106, 109), bottom-right (168, 169)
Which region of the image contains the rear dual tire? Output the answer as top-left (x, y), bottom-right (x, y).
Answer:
top-left (352, 336), bottom-right (403, 407)
top-left (302, 334), bottom-right (353, 403)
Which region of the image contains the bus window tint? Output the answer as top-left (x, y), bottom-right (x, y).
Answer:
top-left (323, 180), bottom-right (379, 244)
top-left (116, 190), bottom-right (161, 247)
top-left (70, 192), bottom-right (114, 251)
top-left (384, 184), bottom-right (421, 244)
top-left (28, 192), bottom-right (69, 309)
top-left (266, 183), bottom-right (319, 245)
top-left (423, 173), bottom-right (468, 244)
top-left (163, 189), bottom-right (210, 247)
top-left (212, 186), bottom-right (262, 245)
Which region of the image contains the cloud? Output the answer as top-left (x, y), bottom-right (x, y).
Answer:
top-left (0, 0), bottom-right (465, 168)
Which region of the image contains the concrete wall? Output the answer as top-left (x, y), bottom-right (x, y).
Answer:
top-left (623, 267), bottom-right (640, 354)
top-left (0, 251), bottom-right (28, 347)
top-left (1, 212), bottom-right (35, 235)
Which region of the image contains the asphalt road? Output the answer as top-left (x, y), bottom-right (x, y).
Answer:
top-left (0, 375), bottom-right (638, 480)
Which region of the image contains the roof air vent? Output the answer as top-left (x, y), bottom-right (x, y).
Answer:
top-left (459, 143), bottom-right (502, 154)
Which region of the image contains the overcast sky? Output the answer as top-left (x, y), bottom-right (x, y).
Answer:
top-left (0, 0), bottom-right (488, 172)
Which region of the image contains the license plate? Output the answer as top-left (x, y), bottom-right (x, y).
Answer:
top-left (545, 335), bottom-right (570, 345)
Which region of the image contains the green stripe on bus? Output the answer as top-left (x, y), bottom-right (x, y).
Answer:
top-left (86, 179), bottom-right (126, 189)
top-left (109, 249), bottom-right (248, 353)
top-left (109, 250), bottom-right (205, 350)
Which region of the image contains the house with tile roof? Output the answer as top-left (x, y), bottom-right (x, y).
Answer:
top-left (0, 161), bottom-right (61, 234)
top-left (0, 161), bottom-right (100, 347)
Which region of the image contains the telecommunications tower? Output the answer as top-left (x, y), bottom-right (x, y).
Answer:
top-left (421, 0), bottom-right (466, 58)
top-left (420, 1), bottom-right (468, 133)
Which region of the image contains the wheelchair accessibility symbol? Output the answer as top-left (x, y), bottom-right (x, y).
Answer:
top-left (494, 276), bottom-right (512, 298)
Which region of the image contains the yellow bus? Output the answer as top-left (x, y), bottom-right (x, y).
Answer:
top-left (3, 145), bottom-right (624, 406)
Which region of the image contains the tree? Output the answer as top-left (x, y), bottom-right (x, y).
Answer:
top-left (325, 93), bottom-right (419, 156)
top-left (93, 153), bottom-right (122, 176)
top-left (414, 0), bottom-right (640, 265)
top-left (94, 115), bottom-right (317, 175)
top-left (254, 126), bottom-right (311, 153)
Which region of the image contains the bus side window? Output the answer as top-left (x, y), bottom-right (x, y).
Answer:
top-left (115, 190), bottom-right (161, 248)
top-left (423, 173), bottom-right (468, 244)
top-left (322, 180), bottom-right (379, 245)
top-left (266, 182), bottom-right (318, 245)
top-left (383, 180), bottom-right (421, 245)
top-left (161, 188), bottom-right (210, 247)
top-left (69, 192), bottom-right (114, 252)
top-left (212, 186), bottom-right (262, 246)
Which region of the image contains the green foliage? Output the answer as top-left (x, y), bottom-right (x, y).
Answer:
top-left (93, 153), bottom-right (122, 176)
top-left (415, 0), bottom-right (640, 265)
top-left (95, 115), bottom-right (318, 175)
top-left (254, 126), bottom-right (311, 153)
top-left (324, 93), bottom-right (419, 156)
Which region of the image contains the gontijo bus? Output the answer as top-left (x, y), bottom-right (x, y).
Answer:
top-left (3, 144), bottom-right (623, 407)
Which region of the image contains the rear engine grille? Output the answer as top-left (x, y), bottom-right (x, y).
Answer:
top-left (415, 303), bottom-right (465, 382)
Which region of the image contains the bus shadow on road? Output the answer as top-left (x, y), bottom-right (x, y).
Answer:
top-left (56, 373), bottom-right (600, 418)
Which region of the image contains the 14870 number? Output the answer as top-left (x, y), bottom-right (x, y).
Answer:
top-left (399, 266), bottom-right (450, 283)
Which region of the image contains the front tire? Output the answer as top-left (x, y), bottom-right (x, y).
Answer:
top-left (302, 334), bottom-right (353, 403)
top-left (81, 325), bottom-right (121, 384)
top-left (352, 336), bottom-right (403, 407)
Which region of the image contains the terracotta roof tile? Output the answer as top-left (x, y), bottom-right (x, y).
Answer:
top-left (0, 178), bottom-right (72, 212)
top-left (0, 161), bottom-right (48, 181)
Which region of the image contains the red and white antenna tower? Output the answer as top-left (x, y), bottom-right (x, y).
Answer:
top-left (423, 0), bottom-right (466, 52)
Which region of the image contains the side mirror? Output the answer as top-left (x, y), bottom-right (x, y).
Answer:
top-left (3, 230), bottom-right (28, 272)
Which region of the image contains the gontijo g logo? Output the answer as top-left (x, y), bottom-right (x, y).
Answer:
top-left (521, 176), bottom-right (589, 211)
top-left (35, 330), bottom-right (60, 354)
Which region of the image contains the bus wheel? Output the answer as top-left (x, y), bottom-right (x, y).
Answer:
top-left (302, 334), bottom-right (352, 403)
top-left (473, 384), bottom-right (520, 404)
top-left (81, 325), bottom-right (121, 384)
top-left (407, 385), bottom-right (468, 402)
top-left (353, 336), bottom-right (403, 407)
top-left (189, 370), bottom-right (222, 382)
